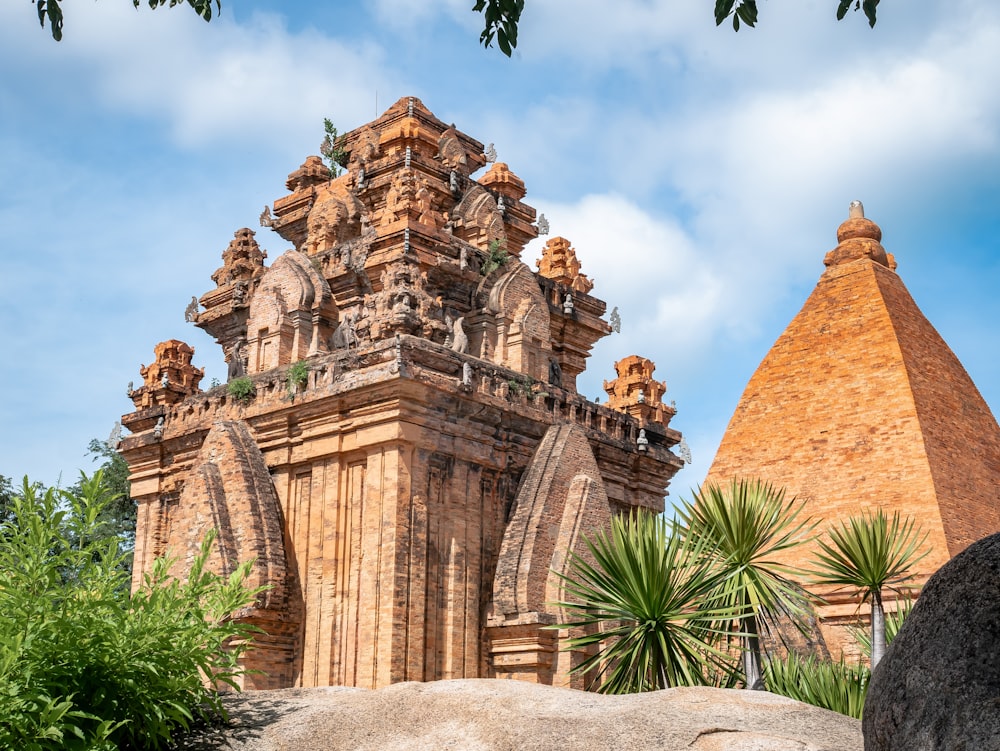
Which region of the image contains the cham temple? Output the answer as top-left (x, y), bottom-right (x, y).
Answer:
top-left (706, 200), bottom-right (1000, 658)
top-left (119, 98), bottom-right (1000, 689)
top-left (119, 97), bottom-right (684, 690)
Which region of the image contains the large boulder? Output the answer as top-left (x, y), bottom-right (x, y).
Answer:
top-left (864, 532), bottom-right (1000, 750)
top-left (180, 679), bottom-right (860, 751)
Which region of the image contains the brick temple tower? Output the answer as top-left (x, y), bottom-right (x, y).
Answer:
top-left (705, 201), bottom-right (1000, 653)
top-left (119, 97), bottom-right (685, 690)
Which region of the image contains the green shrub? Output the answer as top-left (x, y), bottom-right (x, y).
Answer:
top-left (764, 652), bottom-right (869, 719)
top-left (0, 472), bottom-right (262, 750)
top-left (287, 360), bottom-right (309, 399)
top-left (227, 376), bottom-right (255, 404)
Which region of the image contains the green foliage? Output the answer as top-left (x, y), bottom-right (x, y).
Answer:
top-left (811, 509), bottom-right (928, 602)
top-left (714, 0), bottom-right (758, 31)
top-left (837, 0), bottom-right (879, 27)
top-left (552, 512), bottom-right (743, 693)
top-left (473, 0), bottom-right (524, 57)
top-left (227, 376), bottom-right (256, 405)
top-left (35, 0), bottom-right (220, 42)
top-left (0, 473), bottom-right (262, 750)
top-left (76, 440), bottom-right (136, 556)
top-left (677, 479), bottom-right (815, 689)
top-left (481, 240), bottom-right (509, 277)
top-left (320, 119), bottom-right (348, 178)
top-left (287, 360), bottom-right (309, 400)
top-left (764, 653), bottom-right (870, 719)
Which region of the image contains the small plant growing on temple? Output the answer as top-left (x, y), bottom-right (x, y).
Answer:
top-left (481, 239), bottom-right (509, 276)
top-left (287, 360), bottom-right (309, 399)
top-left (320, 119), bottom-right (348, 178)
top-left (227, 376), bottom-right (255, 405)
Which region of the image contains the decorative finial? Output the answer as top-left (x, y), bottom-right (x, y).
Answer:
top-left (484, 143), bottom-right (497, 163)
top-left (609, 306), bottom-right (621, 333)
top-left (849, 200), bottom-right (864, 219)
top-left (184, 296), bottom-right (199, 323)
top-left (637, 429), bottom-right (649, 452)
top-left (408, 97), bottom-right (414, 117)
top-left (536, 213), bottom-right (549, 235)
top-left (679, 437), bottom-right (692, 464)
top-left (259, 205), bottom-right (274, 228)
top-left (106, 421), bottom-right (122, 451)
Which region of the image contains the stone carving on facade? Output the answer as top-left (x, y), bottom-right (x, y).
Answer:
top-left (330, 311), bottom-right (358, 350)
top-left (437, 124), bottom-right (470, 172)
top-left (450, 316), bottom-right (469, 354)
top-left (259, 205), bottom-right (275, 228)
top-left (227, 337), bottom-right (247, 381)
top-left (305, 180), bottom-right (366, 254)
top-left (381, 170), bottom-right (416, 226)
top-left (347, 125), bottom-right (381, 173)
top-left (415, 178), bottom-right (444, 229)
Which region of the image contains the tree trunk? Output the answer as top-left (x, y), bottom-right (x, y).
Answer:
top-left (871, 589), bottom-right (887, 669)
top-left (742, 615), bottom-right (765, 690)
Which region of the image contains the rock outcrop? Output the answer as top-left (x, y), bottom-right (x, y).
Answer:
top-left (864, 532), bottom-right (1000, 751)
top-left (180, 679), bottom-right (861, 751)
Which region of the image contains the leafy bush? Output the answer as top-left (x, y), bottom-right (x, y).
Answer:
top-left (227, 376), bottom-right (256, 405)
top-left (0, 472), bottom-right (262, 750)
top-left (287, 360), bottom-right (309, 399)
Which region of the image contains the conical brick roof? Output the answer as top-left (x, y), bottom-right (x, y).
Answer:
top-left (706, 202), bottom-right (1000, 580)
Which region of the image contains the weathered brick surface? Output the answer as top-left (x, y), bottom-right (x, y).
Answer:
top-left (706, 206), bottom-right (1000, 656)
top-left (121, 98), bottom-right (685, 691)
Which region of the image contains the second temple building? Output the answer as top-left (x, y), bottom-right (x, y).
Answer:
top-left (119, 98), bottom-right (685, 690)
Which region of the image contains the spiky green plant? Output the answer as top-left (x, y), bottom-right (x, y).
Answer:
top-left (551, 512), bottom-right (743, 693)
top-left (677, 479), bottom-right (816, 690)
top-left (764, 652), bottom-right (869, 719)
top-left (811, 510), bottom-right (928, 668)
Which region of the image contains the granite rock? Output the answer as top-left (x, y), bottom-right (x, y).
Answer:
top-left (179, 679), bottom-right (861, 751)
top-left (864, 532), bottom-right (1000, 750)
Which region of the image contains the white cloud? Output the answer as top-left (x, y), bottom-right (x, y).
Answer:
top-left (0, 3), bottom-right (397, 157)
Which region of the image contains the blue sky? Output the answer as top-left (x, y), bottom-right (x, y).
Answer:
top-left (2, 0), bottom-right (999, 502)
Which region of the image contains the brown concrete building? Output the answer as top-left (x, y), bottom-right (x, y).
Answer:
top-left (705, 201), bottom-right (1000, 655)
top-left (119, 98), bottom-right (685, 690)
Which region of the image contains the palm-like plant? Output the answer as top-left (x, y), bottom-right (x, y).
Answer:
top-left (677, 478), bottom-right (815, 690)
top-left (764, 652), bottom-right (870, 719)
top-left (810, 509), bottom-right (927, 668)
top-left (552, 512), bottom-right (743, 693)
